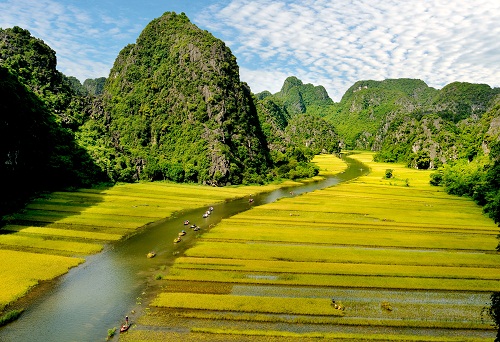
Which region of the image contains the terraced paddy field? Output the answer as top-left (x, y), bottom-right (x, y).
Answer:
top-left (0, 180), bottom-right (302, 316)
top-left (124, 152), bottom-right (500, 341)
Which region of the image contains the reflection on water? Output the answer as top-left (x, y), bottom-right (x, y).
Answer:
top-left (0, 156), bottom-right (367, 342)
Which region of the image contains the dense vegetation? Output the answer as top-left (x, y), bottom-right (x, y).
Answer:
top-left (93, 12), bottom-right (274, 185)
top-left (430, 139), bottom-right (500, 226)
top-left (255, 76), bottom-right (341, 179)
top-left (0, 27), bottom-right (106, 216)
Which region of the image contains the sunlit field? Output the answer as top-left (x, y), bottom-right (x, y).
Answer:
top-left (137, 153), bottom-right (499, 341)
top-left (0, 179), bottom-right (302, 314)
top-left (0, 250), bottom-right (83, 310)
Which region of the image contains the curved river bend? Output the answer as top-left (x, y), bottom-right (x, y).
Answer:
top-left (0, 156), bottom-right (367, 342)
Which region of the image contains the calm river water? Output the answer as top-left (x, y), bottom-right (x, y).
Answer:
top-left (0, 156), bottom-right (367, 342)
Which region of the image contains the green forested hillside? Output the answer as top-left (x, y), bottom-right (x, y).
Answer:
top-left (0, 65), bottom-right (102, 216)
top-left (0, 27), bottom-right (105, 216)
top-left (254, 77), bottom-right (340, 179)
top-left (255, 76), bottom-right (340, 152)
top-left (95, 12), bottom-right (272, 185)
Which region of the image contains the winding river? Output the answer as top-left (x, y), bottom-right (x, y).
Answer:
top-left (0, 156), bottom-right (367, 342)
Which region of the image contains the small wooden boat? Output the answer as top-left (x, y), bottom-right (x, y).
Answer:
top-left (183, 220), bottom-right (189, 225)
top-left (202, 213), bottom-right (208, 218)
top-left (174, 237), bottom-right (182, 243)
top-left (193, 226), bottom-right (200, 231)
top-left (179, 230), bottom-right (186, 236)
top-left (147, 252), bottom-right (156, 258)
top-left (190, 224), bottom-right (196, 228)
top-left (120, 324), bottom-right (130, 333)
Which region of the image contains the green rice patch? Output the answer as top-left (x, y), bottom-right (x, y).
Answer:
top-left (151, 292), bottom-right (345, 316)
top-left (201, 224), bottom-right (496, 251)
top-left (185, 241), bottom-right (500, 268)
top-left (191, 327), bottom-right (489, 341)
top-left (164, 268), bottom-right (500, 292)
top-left (174, 257), bottom-right (500, 280)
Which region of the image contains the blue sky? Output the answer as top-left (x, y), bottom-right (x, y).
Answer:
top-left (1, 0), bottom-right (499, 101)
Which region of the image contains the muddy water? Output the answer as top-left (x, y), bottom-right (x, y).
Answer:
top-left (0, 156), bottom-right (367, 342)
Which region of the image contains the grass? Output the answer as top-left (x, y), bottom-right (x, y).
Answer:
top-left (191, 327), bottom-right (491, 341)
top-left (184, 241), bottom-right (500, 267)
top-left (163, 268), bottom-right (500, 292)
top-left (0, 309), bottom-right (24, 327)
top-left (173, 256), bottom-right (500, 280)
top-left (0, 250), bottom-right (83, 309)
top-left (152, 292), bottom-right (345, 316)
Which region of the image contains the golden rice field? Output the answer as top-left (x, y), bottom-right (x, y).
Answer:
top-left (128, 153), bottom-right (500, 341)
top-left (0, 178), bottom-right (301, 315)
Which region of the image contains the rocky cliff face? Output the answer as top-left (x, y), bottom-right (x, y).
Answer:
top-left (102, 12), bottom-right (271, 184)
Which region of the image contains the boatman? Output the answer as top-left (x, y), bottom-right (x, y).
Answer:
top-left (125, 315), bottom-right (129, 326)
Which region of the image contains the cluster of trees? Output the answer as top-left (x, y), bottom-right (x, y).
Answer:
top-left (430, 140), bottom-right (500, 227)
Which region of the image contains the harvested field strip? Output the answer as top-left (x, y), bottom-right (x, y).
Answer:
top-left (0, 250), bottom-right (83, 309)
top-left (184, 241), bottom-right (500, 268)
top-left (0, 234), bottom-right (102, 254)
top-left (152, 292), bottom-right (345, 316)
top-left (172, 310), bottom-right (492, 330)
top-left (3, 225), bottom-right (122, 241)
top-left (163, 268), bottom-right (500, 291)
top-left (219, 217), bottom-right (496, 235)
top-left (229, 207), bottom-right (494, 229)
top-left (201, 225), bottom-right (496, 251)
top-left (190, 327), bottom-right (489, 341)
top-left (173, 257), bottom-right (500, 280)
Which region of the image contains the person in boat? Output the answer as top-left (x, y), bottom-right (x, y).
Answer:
top-left (125, 315), bottom-right (129, 326)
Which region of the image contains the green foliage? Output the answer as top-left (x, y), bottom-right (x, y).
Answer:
top-left (101, 12), bottom-right (271, 185)
top-left (430, 149), bottom-right (500, 225)
top-left (83, 77), bottom-right (106, 96)
top-left (254, 77), bottom-right (340, 181)
top-left (0, 30), bottom-right (106, 217)
top-left (384, 169), bottom-right (393, 179)
top-left (432, 82), bottom-right (500, 122)
top-left (489, 292), bottom-right (500, 342)
top-left (0, 27), bottom-right (78, 126)
top-left (107, 327), bottom-right (116, 339)
top-left (0, 309), bottom-right (24, 326)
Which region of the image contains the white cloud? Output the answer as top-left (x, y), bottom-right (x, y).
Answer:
top-left (198, 0), bottom-right (500, 101)
top-left (0, 0), bottom-right (142, 82)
